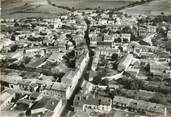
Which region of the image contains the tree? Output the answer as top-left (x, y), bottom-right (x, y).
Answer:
top-left (150, 93), bottom-right (167, 104)
top-left (122, 26), bottom-right (131, 33)
top-left (10, 45), bottom-right (18, 52)
top-left (114, 38), bottom-right (122, 43)
top-left (112, 62), bottom-right (118, 70)
top-left (23, 57), bottom-right (31, 64)
top-left (111, 53), bottom-right (118, 61)
top-left (141, 0), bottom-right (145, 3)
top-left (93, 68), bottom-right (107, 85)
top-left (100, 79), bottom-right (108, 86)
top-left (118, 46), bottom-right (123, 52)
top-left (53, 72), bottom-right (65, 82)
top-left (25, 109), bottom-right (31, 116)
top-left (68, 59), bottom-right (76, 68)
top-left (14, 22), bottom-right (19, 27)
top-left (144, 63), bottom-right (150, 73)
top-left (11, 34), bottom-right (16, 41)
top-left (68, 50), bottom-right (75, 58)
top-left (130, 81), bottom-right (139, 90)
top-left (123, 38), bottom-right (129, 43)
top-left (117, 78), bottom-right (144, 90)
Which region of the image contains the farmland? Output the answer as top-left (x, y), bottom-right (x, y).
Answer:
top-left (1, 0), bottom-right (171, 18)
top-left (1, 0), bottom-right (132, 18)
top-left (120, 0), bottom-right (171, 16)
top-left (49, 0), bottom-right (132, 9)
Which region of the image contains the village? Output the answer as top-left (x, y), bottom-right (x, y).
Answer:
top-left (0, 6), bottom-right (171, 117)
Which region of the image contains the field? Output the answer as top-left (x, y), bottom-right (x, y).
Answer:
top-left (1, 0), bottom-right (132, 18)
top-left (1, 0), bottom-right (69, 19)
top-left (49, 0), bottom-right (132, 9)
top-left (120, 0), bottom-right (171, 16)
top-left (2, 0), bottom-right (171, 18)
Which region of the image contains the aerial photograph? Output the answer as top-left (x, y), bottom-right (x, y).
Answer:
top-left (0, 0), bottom-right (171, 117)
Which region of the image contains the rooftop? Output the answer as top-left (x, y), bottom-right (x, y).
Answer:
top-left (0, 90), bottom-right (15, 105)
top-left (113, 96), bottom-right (165, 113)
top-left (50, 82), bottom-right (67, 91)
top-left (118, 54), bottom-right (133, 66)
top-left (31, 97), bottom-right (60, 112)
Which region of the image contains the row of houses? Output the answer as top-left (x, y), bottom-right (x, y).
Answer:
top-left (73, 91), bottom-right (167, 116)
top-left (0, 51), bottom-right (90, 117)
top-left (113, 96), bottom-right (166, 116)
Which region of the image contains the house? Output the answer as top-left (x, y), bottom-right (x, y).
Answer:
top-left (75, 52), bottom-right (90, 72)
top-left (1, 74), bottom-right (21, 89)
top-left (15, 99), bottom-right (33, 111)
top-left (96, 42), bottom-right (119, 59)
top-left (118, 54), bottom-right (133, 71)
top-left (139, 25), bottom-right (148, 37)
top-left (147, 25), bottom-right (157, 33)
top-left (126, 66), bottom-right (140, 77)
top-left (81, 80), bottom-right (96, 95)
top-left (29, 92), bottom-right (41, 100)
top-left (75, 45), bottom-right (87, 56)
top-left (108, 25), bottom-right (120, 32)
top-left (113, 96), bottom-right (166, 114)
top-left (121, 16), bottom-right (137, 26)
top-left (112, 33), bottom-right (131, 43)
top-left (107, 19), bottom-right (115, 25)
top-left (39, 74), bottom-right (54, 81)
top-left (130, 42), bottom-right (158, 54)
top-left (30, 83), bottom-right (39, 92)
top-left (103, 34), bottom-right (113, 42)
top-left (90, 33), bottom-right (98, 48)
top-left (18, 80), bottom-right (32, 91)
top-left (30, 97), bottom-right (65, 117)
top-left (101, 13), bottom-right (109, 19)
top-left (0, 89), bottom-right (15, 111)
top-left (97, 42), bottom-right (113, 49)
top-left (52, 19), bottom-right (63, 29)
top-left (91, 54), bottom-right (100, 72)
top-left (42, 82), bottom-right (67, 99)
top-left (90, 33), bottom-right (98, 41)
top-left (167, 30), bottom-right (171, 39)
top-left (96, 48), bottom-right (119, 59)
top-left (47, 52), bottom-right (65, 63)
top-left (150, 62), bottom-right (170, 77)
top-left (121, 33), bottom-right (131, 42)
top-left (66, 52), bottom-right (90, 99)
top-left (165, 70), bottom-right (171, 79)
top-left (73, 92), bottom-right (112, 113)
top-left (98, 19), bottom-right (108, 25)
top-left (112, 33), bottom-right (120, 41)
top-left (113, 96), bottom-right (130, 108)
top-left (126, 60), bottom-right (140, 77)
top-left (61, 70), bottom-right (76, 85)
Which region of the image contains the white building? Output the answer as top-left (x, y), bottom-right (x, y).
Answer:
top-left (147, 25), bottom-right (157, 33)
top-left (118, 54), bottom-right (134, 71)
top-left (121, 33), bottom-right (131, 42)
top-left (0, 90), bottom-right (15, 111)
top-left (167, 30), bottom-right (171, 39)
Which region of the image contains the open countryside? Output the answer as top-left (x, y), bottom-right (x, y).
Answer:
top-left (120, 0), bottom-right (171, 15)
top-left (1, 0), bottom-right (136, 18)
top-left (2, 0), bottom-right (171, 18)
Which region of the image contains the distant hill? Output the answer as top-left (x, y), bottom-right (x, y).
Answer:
top-left (120, 0), bottom-right (171, 16)
top-left (1, 0), bottom-right (69, 19)
top-left (2, 0), bottom-right (170, 18)
top-left (1, 0), bottom-right (134, 18)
